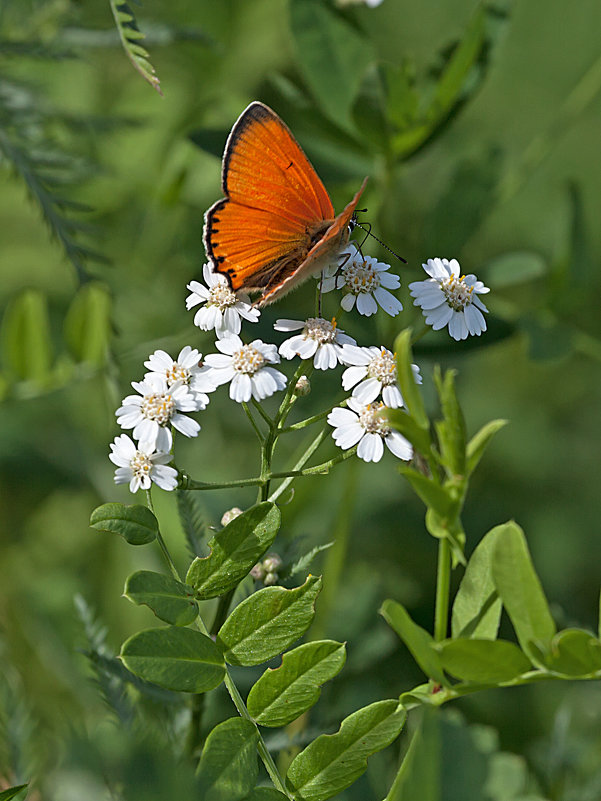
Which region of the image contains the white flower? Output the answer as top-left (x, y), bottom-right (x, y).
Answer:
top-left (144, 346), bottom-right (216, 410)
top-left (203, 335), bottom-right (287, 403)
top-left (322, 244), bottom-right (402, 317)
top-left (115, 374), bottom-right (200, 452)
top-left (340, 345), bottom-right (421, 408)
top-left (409, 258), bottom-right (490, 341)
top-left (109, 434), bottom-right (178, 493)
top-left (274, 317), bottom-right (356, 370)
top-left (186, 262), bottom-right (260, 338)
top-left (328, 398), bottom-right (412, 463)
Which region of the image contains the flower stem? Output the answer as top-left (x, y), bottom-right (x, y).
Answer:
top-left (278, 408), bottom-right (331, 432)
top-left (146, 489), bottom-right (180, 582)
top-left (242, 402), bottom-right (265, 442)
top-left (268, 427), bottom-right (328, 502)
top-left (434, 537), bottom-right (451, 642)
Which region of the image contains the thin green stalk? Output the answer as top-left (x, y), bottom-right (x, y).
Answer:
top-left (242, 402), bottom-right (265, 442)
top-left (251, 397), bottom-right (274, 426)
top-left (279, 408), bottom-right (331, 432)
top-left (270, 446), bottom-right (357, 479)
top-left (182, 475), bottom-right (264, 490)
top-left (146, 489), bottom-right (180, 582)
top-left (269, 427), bottom-right (328, 502)
top-left (434, 537), bottom-right (451, 642)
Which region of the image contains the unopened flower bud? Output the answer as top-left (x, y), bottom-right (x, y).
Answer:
top-left (221, 507), bottom-right (243, 527)
top-left (294, 375), bottom-right (311, 396)
top-left (250, 563), bottom-right (265, 581)
top-left (263, 571), bottom-right (278, 586)
top-left (263, 553), bottom-right (282, 573)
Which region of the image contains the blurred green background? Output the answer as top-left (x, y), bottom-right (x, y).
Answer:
top-left (2, 0), bottom-right (601, 798)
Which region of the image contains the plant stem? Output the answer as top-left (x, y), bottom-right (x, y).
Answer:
top-left (146, 490), bottom-right (180, 582)
top-left (242, 402), bottom-right (265, 443)
top-left (434, 537), bottom-right (451, 642)
top-left (278, 408), bottom-right (331, 432)
top-left (268, 427), bottom-right (328, 503)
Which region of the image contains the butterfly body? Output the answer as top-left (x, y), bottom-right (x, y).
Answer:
top-left (203, 102), bottom-right (367, 306)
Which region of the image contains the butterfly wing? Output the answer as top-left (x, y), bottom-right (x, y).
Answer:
top-left (203, 101), bottom-right (367, 303)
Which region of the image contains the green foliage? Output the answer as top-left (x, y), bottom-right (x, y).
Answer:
top-left (380, 600), bottom-right (446, 686)
top-left (286, 700), bottom-right (406, 801)
top-left (196, 718), bottom-right (258, 801)
top-left (186, 502), bottom-right (281, 599)
top-left (109, 0), bottom-right (162, 95)
top-left (437, 639), bottom-right (531, 684)
top-left (451, 527), bottom-right (502, 639)
top-left (176, 489), bottom-right (209, 557)
top-left (0, 786), bottom-right (28, 801)
top-left (0, 289), bottom-right (53, 385)
top-left (120, 626), bottom-right (225, 693)
top-left (246, 640), bottom-right (346, 728)
top-left (90, 503), bottom-right (158, 545)
top-left (63, 282), bottom-right (112, 367)
top-left (385, 709), bottom-right (545, 801)
top-left (217, 576), bottom-right (322, 667)
top-left (124, 570), bottom-right (198, 626)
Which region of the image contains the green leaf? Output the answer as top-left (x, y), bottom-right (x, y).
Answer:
top-left (247, 640), bottom-right (346, 727)
top-left (484, 251), bottom-right (547, 289)
top-left (437, 639), bottom-right (531, 684)
top-left (109, 0), bottom-right (162, 94)
top-left (63, 282), bottom-right (112, 366)
top-left (380, 600), bottom-right (446, 685)
top-left (287, 542), bottom-right (334, 578)
top-left (286, 700), bottom-right (406, 801)
top-left (399, 467), bottom-right (455, 520)
top-left (197, 718), bottom-right (259, 801)
top-left (186, 502), bottom-right (281, 599)
top-left (217, 576), bottom-right (322, 667)
top-left (120, 626), bottom-right (225, 692)
top-left (89, 502), bottom-right (158, 545)
top-left (537, 628), bottom-right (601, 677)
top-left (242, 791), bottom-right (288, 801)
top-left (394, 330), bottom-right (429, 429)
top-left (1, 289), bottom-right (53, 383)
top-left (491, 522), bottom-right (556, 658)
top-left (452, 525), bottom-right (504, 639)
top-left (433, 368), bottom-right (466, 476)
top-left (386, 409), bottom-right (432, 454)
top-left (124, 570), bottom-right (198, 626)
top-left (466, 419), bottom-right (508, 476)
top-left (425, 510), bottom-right (466, 566)
top-left (0, 785), bottom-right (28, 801)
top-left (289, 0), bottom-right (374, 131)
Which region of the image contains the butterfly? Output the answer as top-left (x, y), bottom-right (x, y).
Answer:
top-left (203, 101), bottom-right (368, 307)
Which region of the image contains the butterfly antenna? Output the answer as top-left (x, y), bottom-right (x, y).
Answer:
top-left (350, 211), bottom-right (407, 264)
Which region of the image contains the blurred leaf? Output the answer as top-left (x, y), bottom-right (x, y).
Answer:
top-left (186, 502), bottom-right (281, 600)
top-left (1, 289), bottom-right (53, 383)
top-left (247, 640), bottom-right (346, 728)
top-left (89, 502), bottom-right (158, 545)
top-left (0, 786), bottom-right (28, 801)
top-left (520, 314), bottom-right (573, 361)
top-left (466, 419), bottom-right (508, 476)
top-left (394, 329), bottom-right (429, 429)
top-left (385, 708), bottom-right (538, 801)
top-left (120, 627), bottom-right (225, 692)
top-left (382, 60), bottom-right (419, 131)
top-left (197, 718), bottom-right (258, 801)
top-left (217, 576), bottom-right (322, 667)
top-left (289, 0), bottom-right (374, 131)
top-left (176, 489), bottom-right (209, 558)
top-left (484, 251), bottom-right (547, 290)
top-left (109, 0), bottom-right (162, 95)
top-left (63, 281), bottom-right (112, 366)
top-left (124, 570), bottom-right (198, 626)
top-left (243, 790), bottom-right (288, 801)
top-left (492, 522), bottom-right (556, 659)
top-left (188, 127), bottom-right (228, 159)
top-left (437, 638), bottom-right (531, 683)
top-left (286, 700), bottom-right (406, 801)
top-left (352, 65), bottom-right (390, 154)
top-left (380, 599), bottom-right (446, 685)
top-left (537, 629), bottom-right (601, 677)
top-left (391, 1), bottom-right (510, 160)
top-left (433, 368), bottom-right (467, 476)
top-left (424, 149), bottom-right (504, 254)
top-left (287, 541), bottom-right (334, 578)
top-left (452, 525), bottom-right (503, 640)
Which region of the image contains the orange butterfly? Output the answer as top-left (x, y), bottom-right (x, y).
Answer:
top-left (203, 102), bottom-right (368, 307)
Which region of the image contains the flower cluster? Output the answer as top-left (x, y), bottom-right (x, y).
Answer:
top-left (109, 240), bottom-right (492, 488)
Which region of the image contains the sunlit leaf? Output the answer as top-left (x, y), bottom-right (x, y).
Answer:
top-left (120, 626), bottom-right (225, 692)
top-left (217, 576), bottom-right (321, 666)
top-left (492, 522), bottom-right (556, 659)
top-left (186, 502), bottom-right (281, 599)
top-left (89, 502), bottom-right (158, 545)
top-left (124, 570), bottom-right (198, 626)
top-left (197, 717), bottom-right (258, 801)
top-left (0, 785), bottom-right (28, 801)
top-left (437, 638), bottom-right (531, 683)
top-left (286, 700), bottom-right (406, 801)
top-left (247, 640), bottom-right (346, 727)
